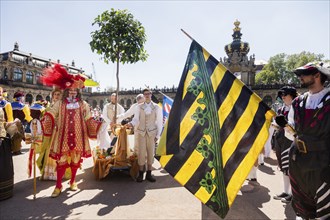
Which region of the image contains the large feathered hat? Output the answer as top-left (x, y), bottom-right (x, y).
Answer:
top-left (294, 62), bottom-right (330, 80)
top-left (41, 64), bottom-right (85, 89)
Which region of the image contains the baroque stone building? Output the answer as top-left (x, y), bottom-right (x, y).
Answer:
top-left (221, 19), bottom-right (257, 86)
top-left (0, 42), bottom-right (93, 104)
top-left (0, 43), bottom-right (171, 110)
top-left (220, 20), bottom-right (303, 108)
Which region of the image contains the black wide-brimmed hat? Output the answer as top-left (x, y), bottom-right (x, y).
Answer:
top-left (294, 62), bottom-right (330, 79)
top-left (277, 86), bottom-right (297, 100)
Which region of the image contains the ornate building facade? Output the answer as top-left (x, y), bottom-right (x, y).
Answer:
top-left (221, 19), bottom-right (257, 86)
top-left (0, 43), bottom-right (172, 110)
top-left (220, 20), bottom-right (303, 108)
top-left (0, 42), bottom-right (93, 104)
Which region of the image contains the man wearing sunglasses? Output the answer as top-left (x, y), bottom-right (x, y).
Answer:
top-left (273, 86), bottom-right (297, 204)
top-left (284, 63), bottom-right (330, 219)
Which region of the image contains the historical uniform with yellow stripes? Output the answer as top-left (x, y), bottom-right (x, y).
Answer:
top-left (0, 88), bottom-right (13, 123)
top-left (0, 86), bottom-right (13, 200)
top-left (11, 92), bottom-right (32, 154)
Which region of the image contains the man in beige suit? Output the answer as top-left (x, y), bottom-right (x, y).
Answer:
top-left (102, 93), bottom-right (125, 148)
top-left (128, 88), bottom-right (162, 182)
top-left (102, 93), bottom-right (125, 127)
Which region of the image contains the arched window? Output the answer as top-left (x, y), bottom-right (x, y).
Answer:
top-left (36, 94), bottom-right (43, 101)
top-left (120, 99), bottom-right (125, 107)
top-left (25, 94), bottom-right (33, 105)
top-left (13, 68), bottom-right (23, 81)
top-left (82, 87), bottom-right (88, 92)
top-left (36, 72), bottom-right (42, 84)
top-left (126, 99), bottom-right (132, 108)
top-left (26, 71), bottom-right (33, 84)
top-left (2, 68), bottom-right (8, 80)
top-left (92, 100), bottom-right (97, 109)
top-left (263, 95), bottom-right (273, 107)
top-left (100, 100), bottom-right (104, 110)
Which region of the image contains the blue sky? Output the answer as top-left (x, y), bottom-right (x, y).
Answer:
top-left (1, 1), bottom-right (329, 92)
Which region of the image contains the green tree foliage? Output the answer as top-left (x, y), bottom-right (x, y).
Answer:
top-left (90, 9), bottom-right (148, 122)
top-left (256, 51), bottom-right (325, 85)
top-left (90, 8), bottom-right (148, 64)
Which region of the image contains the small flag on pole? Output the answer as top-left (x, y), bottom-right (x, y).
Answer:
top-left (162, 95), bottom-right (173, 126)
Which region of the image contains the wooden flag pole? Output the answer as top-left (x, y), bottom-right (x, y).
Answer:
top-left (180, 29), bottom-right (195, 41)
top-left (33, 141), bottom-right (36, 200)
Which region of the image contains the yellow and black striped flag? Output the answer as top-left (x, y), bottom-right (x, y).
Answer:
top-left (156, 41), bottom-right (275, 218)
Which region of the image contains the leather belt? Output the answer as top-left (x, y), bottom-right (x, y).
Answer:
top-left (295, 137), bottom-right (328, 154)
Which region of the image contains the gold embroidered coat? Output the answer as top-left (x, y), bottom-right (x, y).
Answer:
top-left (47, 100), bottom-right (92, 160)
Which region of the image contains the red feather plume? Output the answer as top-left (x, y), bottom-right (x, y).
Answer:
top-left (41, 64), bottom-right (85, 89)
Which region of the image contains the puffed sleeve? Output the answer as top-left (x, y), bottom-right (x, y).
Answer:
top-left (47, 100), bottom-right (60, 119)
top-left (4, 102), bottom-right (14, 122)
top-left (284, 105), bottom-right (295, 141)
top-left (23, 105), bottom-right (33, 122)
top-left (102, 104), bottom-right (110, 124)
top-left (130, 104), bottom-right (141, 127)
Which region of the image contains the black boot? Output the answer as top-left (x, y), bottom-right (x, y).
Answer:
top-left (146, 170), bottom-right (156, 182)
top-left (137, 171), bottom-right (144, 182)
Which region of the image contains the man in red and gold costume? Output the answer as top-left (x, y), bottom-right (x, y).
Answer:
top-left (41, 64), bottom-right (92, 198)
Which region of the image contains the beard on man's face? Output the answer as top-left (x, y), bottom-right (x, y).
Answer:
top-left (300, 78), bottom-right (315, 88)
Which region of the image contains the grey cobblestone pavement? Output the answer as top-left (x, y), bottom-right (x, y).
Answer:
top-left (0, 140), bottom-right (295, 219)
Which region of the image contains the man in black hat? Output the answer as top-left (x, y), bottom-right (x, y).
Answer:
top-left (272, 86), bottom-right (297, 204)
top-left (281, 62), bottom-right (330, 219)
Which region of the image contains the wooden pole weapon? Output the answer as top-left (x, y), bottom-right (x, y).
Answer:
top-left (31, 119), bottom-right (37, 200)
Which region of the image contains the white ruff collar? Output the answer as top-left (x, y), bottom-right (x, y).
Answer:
top-left (66, 102), bottom-right (79, 109)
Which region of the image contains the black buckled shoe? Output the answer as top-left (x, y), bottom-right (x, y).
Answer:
top-left (136, 171), bottom-right (144, 182)
top-left (146, 171), bottom-right (156, 182)
top-left (281, 195), bottom-right (292, 203)
top-left (273, 192), bottom-right (289, 200)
